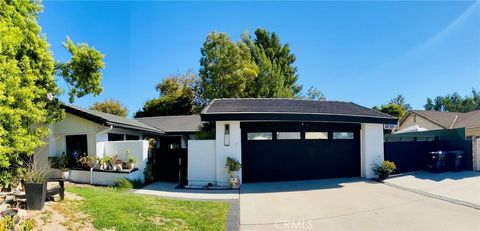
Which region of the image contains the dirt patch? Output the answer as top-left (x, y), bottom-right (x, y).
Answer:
top-left (26, 192), bottom-right (94, 231)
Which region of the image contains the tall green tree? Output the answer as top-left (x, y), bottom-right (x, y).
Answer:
top-left (243, 28), bottom-right (301, 98)
top-left (199, 32), bottom-right (258, 101)
top-left (0, 0), bottom-right (104, 188)
top-left (375, 104), bottom-right (405, 119)
top-left (389, 94), bottom-right (411, 111)
top-left (424, 89), bottom-right (480, 112)
top-left (135, 71), bottom-right (198, 117)
top-left (90, 99), bottom-right (128, 117)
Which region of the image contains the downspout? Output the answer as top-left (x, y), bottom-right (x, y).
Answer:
top-left (91, 125), bottom-right (113, 184)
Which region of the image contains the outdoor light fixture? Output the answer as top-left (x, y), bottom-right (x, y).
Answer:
top-left (224, 124), bottom-right (230, 146)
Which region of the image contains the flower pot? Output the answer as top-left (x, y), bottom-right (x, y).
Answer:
top-left (62, 171), bottom-right (70, 180)
top-left (127, 163), bottom-right (135, 170)
top-left (378, 172), bottom-right (390, 180)
top-left (24, 182), bottom-right (47, 210)
top-left (115, 164), bottom-right (123, 171)
top-left (229, 171), bottom-right (239, 178)
top-left (230, 177), bottom-right (240, 189)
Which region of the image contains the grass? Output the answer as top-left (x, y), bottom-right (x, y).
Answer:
top-left (65, 186), bottom-right (229, 231)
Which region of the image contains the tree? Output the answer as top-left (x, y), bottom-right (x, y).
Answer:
top-left (423, 89), bottom-right (480, 112)
top-left (377, 104), bottom-right (406, 119)
top-left (199, 32), bottom-right (258, 101)
top-left (389, 94), bottom-right (411, 111)
top-left (90, 99), bottom-right (128, 117)
top-left (135, 71), bottom-right (198, 117)
top-left (243, 29), bottom-right (301, 98)
top-left (55, 37), bottom-right (105, 103)
top-left (0, 0), bottom-right (104, 189)
top-left (305, 86), bottom-right (326, 100)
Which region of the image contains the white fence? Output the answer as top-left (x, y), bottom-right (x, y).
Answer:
top-left (188, 140), bottom-right (216, 186)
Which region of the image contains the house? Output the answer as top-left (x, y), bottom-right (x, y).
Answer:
top-left (398, 110), bottom-right (480, 137)
top-left (187, 98), bottom-right (398, 186)
top-left (38, 104), bottom-right (203, 185)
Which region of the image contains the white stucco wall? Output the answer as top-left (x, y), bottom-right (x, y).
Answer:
top-left (69, 169), bottom-right (144, 186)
top-left (215, 121), bottom-right (242, 186)
top-left (360, 123), bottom-right (385, 178)
top-left (187, 140), bottom-right (216, 185)
top-left (103, 140), bottom-right (148, 179)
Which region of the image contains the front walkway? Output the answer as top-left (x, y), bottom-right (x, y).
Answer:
top-left (240, 178), bottom-right (480, 231)
top-left (131, 181), bottom-right (239, 200)
top-left (384, 171), bottom-right (480, 208)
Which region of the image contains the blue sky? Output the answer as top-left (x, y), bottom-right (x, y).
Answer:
top-left (39, 1), bottom-right (480, 117)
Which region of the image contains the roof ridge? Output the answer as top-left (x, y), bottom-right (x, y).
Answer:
top-left (136, 114), bottom-right (200, 119)
top-left (214, 98), bottom-right (352, 103)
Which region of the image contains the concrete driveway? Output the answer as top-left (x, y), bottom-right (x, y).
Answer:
top-left (240, 178), bottom-right (480, 230)
top-left (384, 171), bottom-right (480, 208)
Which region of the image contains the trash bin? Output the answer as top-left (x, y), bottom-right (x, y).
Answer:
top-left (426, 151), bottom-right (448, 172)
top-left (447, 151), bottom-right (464, 172)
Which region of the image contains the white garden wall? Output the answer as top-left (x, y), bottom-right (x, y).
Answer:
top-left (215, 121), bottom-right (242, 186)
top-left (187, 140), bottom-right (216, 186)
top-left (69, 169), bottom-right (144, 186)
top-left (361, 123), bottom-right (385, 178)
top-left (102, 140), bottom-right (149, 177)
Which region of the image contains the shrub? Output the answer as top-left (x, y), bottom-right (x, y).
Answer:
top-left (112, 178), bottom-right (134, 190)
top-left (372, 160), bottom-right (396, 176)
top-left (143, 162), bottom-right (156, 183)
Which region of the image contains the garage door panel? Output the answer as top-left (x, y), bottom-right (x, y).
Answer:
top-left (242, 122), bottom-right (360, 183)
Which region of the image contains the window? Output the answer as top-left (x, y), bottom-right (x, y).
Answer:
top-left (333, 132), bottom-right (354, 139)
top-left (305, 132), bottom-right (328, 140)
top-left (126, 135), bottom-right (140, 140)
top-left (108, 133), bottom-right (124, 141)
top-left (247, 132), bottom-right (273, 140)
top-left (277, 132), bottom-right (301, 140)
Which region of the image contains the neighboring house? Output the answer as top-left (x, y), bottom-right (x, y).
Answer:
top-left (398, 110), bottom-right (480, 137)
top-left (188, 98), bottom-right (397, 186)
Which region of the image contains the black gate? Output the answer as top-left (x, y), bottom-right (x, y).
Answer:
top-left (154, 136), bottom-right (188, 185)
top-left (241, 122), bottom-right (361, 183)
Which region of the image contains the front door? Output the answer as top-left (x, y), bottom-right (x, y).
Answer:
top-left (65, 135), bottom-right (88, 168)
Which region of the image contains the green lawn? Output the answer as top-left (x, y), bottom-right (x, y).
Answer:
top-left (66, 186), bottom-right (229, 231)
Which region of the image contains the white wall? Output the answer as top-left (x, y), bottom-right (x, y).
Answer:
top-left (69, 169), bottom-right (144, 186)
top-left (215, 121), bottom-right (242, 186)
top-left (103, 140), bottom-right (148, 180)
top-left (361, 123), bottom-right (385, 178)
top-left (187, 140), bottom-right (216, 185)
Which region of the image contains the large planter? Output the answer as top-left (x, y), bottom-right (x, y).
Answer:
top-left (378, 172), bottom-right (390, 180)
top-left (229, 171), bottom-right (239, 178)
top-left (24, 182), bottom-right (47, 210)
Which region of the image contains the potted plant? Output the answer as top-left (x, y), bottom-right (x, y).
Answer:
top-left (115, 159), bottom-right (123, 171)
top-left (99, 156), bottom-right (110, 170)
top-left (225, 157), bottom-right (241, 178)
top-left (125, 151), bottom-right (136, 170)
top-left (23, 163), bottom-right (49, 210)
top-left (78, 155), bottom-right (95, 170)
top-left (108, 155), bottom-right (118, 171)
top-left (372, 160), bottom-right (396, 180)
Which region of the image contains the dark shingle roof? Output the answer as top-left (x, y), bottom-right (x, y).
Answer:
top-left (406, 110), bottom-right (480, 129)
top-left (63, 105), bottom-right (164, 135)
top-left (201, 98), bottom-right (397, 124)
top-left (136, 115), bottom-right (203, 134)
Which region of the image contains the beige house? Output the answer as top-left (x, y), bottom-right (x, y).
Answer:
top-left (398, 110), bottom-right (480, 171)
top-left (399, 110), bottom-right (480, 137)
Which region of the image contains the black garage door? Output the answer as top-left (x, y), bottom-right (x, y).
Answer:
top-left (241, 122), bottom-right (360, 183)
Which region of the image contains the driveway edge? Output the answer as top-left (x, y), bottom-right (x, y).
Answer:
top-left (382, 181), bottom-right (480, 210)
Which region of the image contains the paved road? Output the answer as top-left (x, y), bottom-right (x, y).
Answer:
top-left (240, 178), bottom-right (480, 231)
